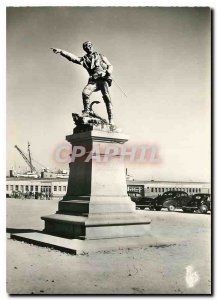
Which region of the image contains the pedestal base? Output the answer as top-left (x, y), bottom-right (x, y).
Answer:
top-left (41, 129), bottom-right (151, 242)
top-left (42, 211), bottom-right (151, 240)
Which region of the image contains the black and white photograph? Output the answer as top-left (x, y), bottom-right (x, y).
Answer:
top-left (6, 5), bottom-right (211, 295)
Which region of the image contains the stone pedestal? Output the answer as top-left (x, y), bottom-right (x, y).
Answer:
top-left (42, 128), bottom-right (151, 240)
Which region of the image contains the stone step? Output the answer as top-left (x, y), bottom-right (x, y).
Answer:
top-left (41, 214), bottom-right (87, 239)
top-left (10, 231), bottom-right (167, 255)
top-left (41, 213), bottom-right (87, 224)
top-left (58, 200), bottom-right (90, 214)
top-left (42, 212), bottom-right (151, 226)
top-left (57, 212), bottom-right (89, 217)
top-left (11, 232), bottom-right (79, 254)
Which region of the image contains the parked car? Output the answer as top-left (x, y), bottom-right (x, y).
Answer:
top-left (154, 191), bottom-right (190, 212)
top-left (128, 193), bottom-right (155, 210)
top-left (134, 197), bottom-right (156, 210)
top-left (182, 193), bottom-right (211, 214)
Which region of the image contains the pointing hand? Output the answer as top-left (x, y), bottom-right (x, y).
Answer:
top-left (51, 48), bottom-right (62, 54)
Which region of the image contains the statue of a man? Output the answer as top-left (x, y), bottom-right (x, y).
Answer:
top-left (51, 41), bottom-right (114, 125)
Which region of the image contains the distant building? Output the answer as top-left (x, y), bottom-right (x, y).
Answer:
top-left (6, 177), bottom-right (67, 198)
top-left (6, 177), bottom-right (211, 199)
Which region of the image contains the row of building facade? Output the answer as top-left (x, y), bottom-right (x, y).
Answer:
top-left (6, 177), bottom-right (211, 199)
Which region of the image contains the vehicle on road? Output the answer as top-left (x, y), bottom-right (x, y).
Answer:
top-left (128, 193), bottom-right (155, 210)
top-left (154, 191), bottom-right (190, 212)
top-left (182, 193), bottom-right (211, 214)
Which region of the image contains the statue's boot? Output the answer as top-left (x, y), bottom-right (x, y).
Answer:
top-left (82, 97), bottom-right (91, 115)
top-left (103, 95), bottom-right (114, 125)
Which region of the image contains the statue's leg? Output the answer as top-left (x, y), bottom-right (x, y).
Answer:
top-left (82, 83), bottom-right (97, 113)
top-left (101, 81), bottom-right (114, 125)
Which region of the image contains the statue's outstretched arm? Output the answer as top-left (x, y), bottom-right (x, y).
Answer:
top-left (51, 48), bottom-right (82, 65)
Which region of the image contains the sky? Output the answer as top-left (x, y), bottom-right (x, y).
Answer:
top-left (6, 7), bottom-right (211, 181)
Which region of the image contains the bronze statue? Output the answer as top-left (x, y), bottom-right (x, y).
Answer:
top-left (51, 41), bottom-right (114, 125)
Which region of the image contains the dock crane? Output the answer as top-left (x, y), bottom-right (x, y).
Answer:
top-left (14, 143), bottom-right (37, 173)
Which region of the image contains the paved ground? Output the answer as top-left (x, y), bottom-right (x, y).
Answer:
top-left (6, 198), bottom-right (211, 294)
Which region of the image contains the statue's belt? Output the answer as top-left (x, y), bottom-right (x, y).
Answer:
top-left (88, 75), bottom-right (112, 86)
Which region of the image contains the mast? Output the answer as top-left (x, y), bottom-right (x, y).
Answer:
top-left (28, 142), bottom-right (34, 173)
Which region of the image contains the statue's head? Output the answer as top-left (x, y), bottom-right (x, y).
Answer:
top-left (83, 41), bottom-right (94, 54)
